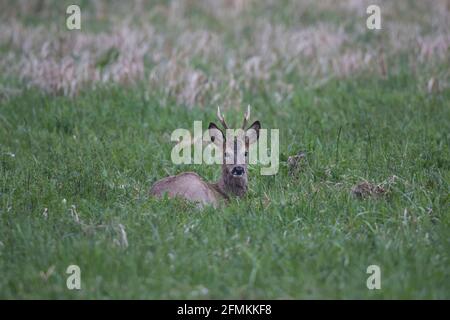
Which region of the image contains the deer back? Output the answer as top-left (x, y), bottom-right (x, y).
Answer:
top-left (150, 172), bottom-right (223, 207)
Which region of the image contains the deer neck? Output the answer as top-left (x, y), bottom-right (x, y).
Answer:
top-left (209, 181), bottom-right (229, 201)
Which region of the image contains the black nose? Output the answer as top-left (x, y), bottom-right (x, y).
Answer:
top-left (231, 166), bottom-right (245, 176)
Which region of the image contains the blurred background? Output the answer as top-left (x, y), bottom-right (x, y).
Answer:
top-left (1, 0), bottom-right (449, 106)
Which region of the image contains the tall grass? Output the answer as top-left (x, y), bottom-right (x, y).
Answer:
top-left (0, 0), bottom-right (449, 299)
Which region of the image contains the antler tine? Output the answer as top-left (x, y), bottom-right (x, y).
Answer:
top-left (242, 105), bottom-right (251, 129)
top-left (217, 106), bottom-right (228, 129)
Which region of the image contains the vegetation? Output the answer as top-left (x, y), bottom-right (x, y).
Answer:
top-left (0, 0), bottom-right (449, 298)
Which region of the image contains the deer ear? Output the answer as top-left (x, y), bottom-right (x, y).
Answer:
top-left (246, 120), bottom-right (260, 145)
top-left (208, 122), bottom-right (225, 147)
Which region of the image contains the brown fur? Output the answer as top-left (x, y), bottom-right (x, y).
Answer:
top-left (150, 172), bottom-right (223, 207)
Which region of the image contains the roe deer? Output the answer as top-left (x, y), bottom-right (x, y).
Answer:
top-left (150, 106), bottom-right (261, 207)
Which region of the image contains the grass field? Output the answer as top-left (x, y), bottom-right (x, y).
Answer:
top-left (0, 0), bottom-right (449, 299)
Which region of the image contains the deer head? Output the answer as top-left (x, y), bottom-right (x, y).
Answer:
top-left (208, 106), bottom-right (261, 197)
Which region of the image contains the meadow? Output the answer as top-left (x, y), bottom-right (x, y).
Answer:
top-left (0, 0), bottom-right (449, 299)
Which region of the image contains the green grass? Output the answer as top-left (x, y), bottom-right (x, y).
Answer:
top-left (1, 74), bottom-right (449, 299)
top-left (0, 0), bottom-right (449, 299)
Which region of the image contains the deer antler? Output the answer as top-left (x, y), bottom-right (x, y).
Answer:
top-left (241, 105), bottom-right (251, 129)
top-left (217, 106), bottom-right (229, 129)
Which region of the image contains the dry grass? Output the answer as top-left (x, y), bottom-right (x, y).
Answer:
top-left (0, 0), bottom-right (449, 104)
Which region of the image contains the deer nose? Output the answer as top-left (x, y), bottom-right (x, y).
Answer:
top-left (231, 166), bottom-right (245, 176)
